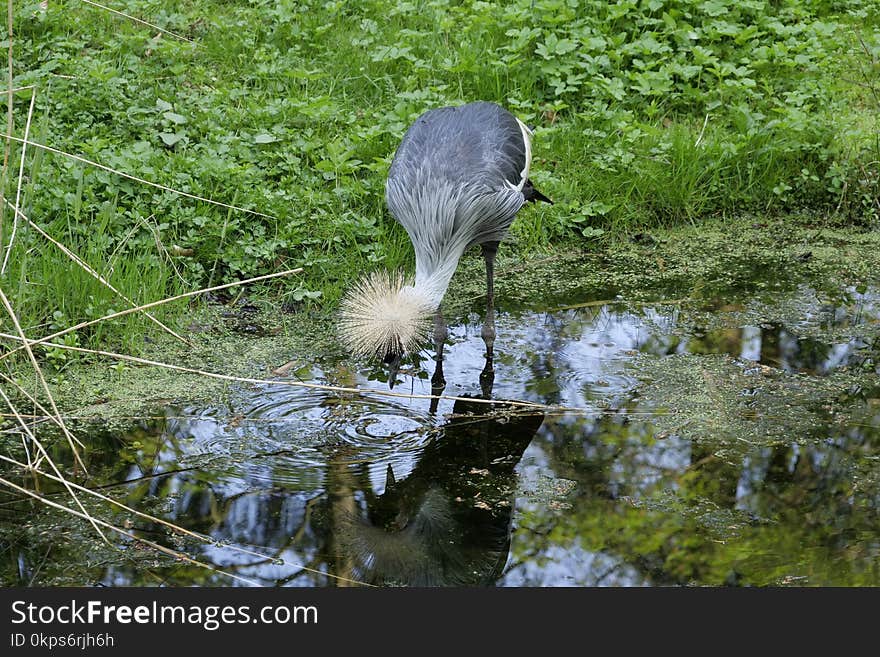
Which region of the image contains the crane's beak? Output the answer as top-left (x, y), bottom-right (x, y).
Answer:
top-left (383, 352), bottom-right (401, 389)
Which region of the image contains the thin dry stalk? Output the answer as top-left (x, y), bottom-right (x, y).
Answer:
top-left (136, 213), bottom-right (188, 286)
top-left (0, 384), bottom-right (34, 468)
top-left (0, 381), bottom-right (110, 542)
top-left (0, 88), bottom-right (34, 275)
top-left (0, 287), bottom-right (87, 472)
top-left (104, 215), bottom-right (142, 269)
top-left (0, 84), bottom-right (35, 95)
top-left (0, 267), bottom-right (302, 362)
top-left (548, 298), bottom-right (686, 313)
top-left (854, 27), bottom-right (880, 108)
top-left (0, 369), bottom-right (88, 457)
top-left (0, 423), bottom-right (109, 542)
top-left (694, 112), bottom-right (710, 148)
top-left (0, 0), bottom-right (12, 248)
top-left (81, 0), bottom-right (196, 44)
top-left (0, 332), bottom-right (568, 413)
top-left (0, 133), bottom-right (277, 220)
top-left (3, 200), bottom-right (191, 345)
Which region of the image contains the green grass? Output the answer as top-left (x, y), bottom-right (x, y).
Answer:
top-left (1, 0), bottom-right (879, 355)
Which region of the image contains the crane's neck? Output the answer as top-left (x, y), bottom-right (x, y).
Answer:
top-left (408, 245), bottom-right (465, 309)
top-left (387, 177), bottom-right (518, 311)
top-left (385, 179), bottom-right (473, 310)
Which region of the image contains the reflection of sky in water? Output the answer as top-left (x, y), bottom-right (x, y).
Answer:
top-left (387, 305), bottom-right (679, 412)
top-left (500, 543), bottom-right (650, 587)
top-left (390, 285), bottom-right (879, 408)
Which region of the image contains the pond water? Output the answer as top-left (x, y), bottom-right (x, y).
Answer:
top-left (4, 283), bottom-right (880, 586)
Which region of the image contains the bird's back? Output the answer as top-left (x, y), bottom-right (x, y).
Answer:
top-left (385, 101), bottom-right (533, 264)
top-left (388, 101), bottom-right (529, 194)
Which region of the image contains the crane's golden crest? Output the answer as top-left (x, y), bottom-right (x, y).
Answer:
top-left (338, 271), bottom-right (435, 358)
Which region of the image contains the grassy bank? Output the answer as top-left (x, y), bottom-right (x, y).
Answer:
top-left (1, 0), bottom-right (879, 355)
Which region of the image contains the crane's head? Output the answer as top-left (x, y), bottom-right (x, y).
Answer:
top-left (338, 270), bottom-right (434, 367)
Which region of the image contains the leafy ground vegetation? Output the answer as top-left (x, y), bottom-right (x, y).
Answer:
top-left (1, 0), bottom-right (879, 354)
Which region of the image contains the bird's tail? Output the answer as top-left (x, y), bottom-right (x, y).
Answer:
top-left (338, 271), bottom-right (435, 359)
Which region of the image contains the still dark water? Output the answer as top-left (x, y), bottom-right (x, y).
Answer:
top-left (4, 284), bottom-right (879, 586)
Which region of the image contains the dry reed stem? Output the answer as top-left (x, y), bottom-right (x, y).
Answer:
top-left (547, 298), bottom-right (687, 313)
top-left (0, 379), bottom-right (110, 543)
top-left (0, 451), bottom-right (373, 587)
top-left (0, 362), bottom-right (85, 454)
top-left (0, 88), bottom-right (34, 275)
top-left (0, 0), bottom-right (12, 247)
top-left (0, 84), bottom-right (35, 95)
top-left (0, 384), bottom-right (35, 468)
top-left (0, 287), bottom-right (87, 471)
top-left (0, 475), bottom-right (259, 586)
top-left (138, 213), bottom-right (189, 286)
top-left (0, 409), bottom-right (677, 423)
top-left (0, 414), bottom-right (108, 543)
top-left (0, 332), bottom-right (582, 413)
top-left (0, 267), bottom-right (302, 362)
top-left (0, 370), bottom-right (91, 460)
top-left (81, 0), bottom-right (196, 44)
top-left (0, 409), bottom-right (673, 427)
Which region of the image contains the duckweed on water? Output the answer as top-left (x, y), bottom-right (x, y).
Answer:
top-left (452, 216), bottom-right (880, 311)
top-left (634, 352), bottom-right (878, 451)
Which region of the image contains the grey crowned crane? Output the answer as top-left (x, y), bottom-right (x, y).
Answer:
top-left (339, 101), bottom-right (551, 383)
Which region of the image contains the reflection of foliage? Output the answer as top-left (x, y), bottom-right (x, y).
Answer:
top-left (6, 274), bottom-right (880, 587)
top-left (1, 401), bottom-right (545, 587)
top-left (511, 402), bottom-right (880, 585)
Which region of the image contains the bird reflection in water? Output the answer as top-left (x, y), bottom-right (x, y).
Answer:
top-left (318, 353), bottom-right (543, 586)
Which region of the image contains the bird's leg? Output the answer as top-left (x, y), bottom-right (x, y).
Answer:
top-left (480, 241), bottom-right (499, 355)
top-left (479, 359), bottom-right (495, 399)
top-left (480, 241), bottom-right (499, 390)
top-left (430, 305), bottom-right (447, 404)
